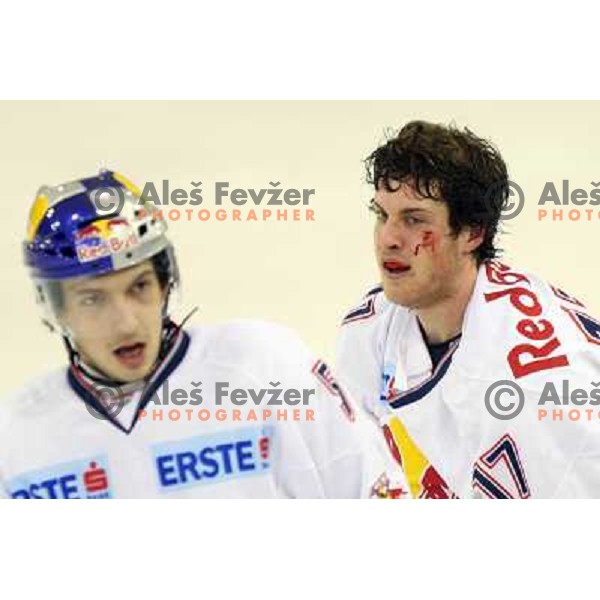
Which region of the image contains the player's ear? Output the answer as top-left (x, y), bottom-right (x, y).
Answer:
top-left (461, 225), bottom-right (485, 255)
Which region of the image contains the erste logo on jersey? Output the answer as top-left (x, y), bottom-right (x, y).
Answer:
top-left (9, 456), bottom-right (113, 499)
top-left (152, 426), bottom-right (273, 493)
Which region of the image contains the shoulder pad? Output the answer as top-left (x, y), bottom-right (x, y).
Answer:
top-left (341, 285), bottom-right (385, 326)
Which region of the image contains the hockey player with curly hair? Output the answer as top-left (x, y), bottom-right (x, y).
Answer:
top-left (337, 121), bottom-right (600, 498)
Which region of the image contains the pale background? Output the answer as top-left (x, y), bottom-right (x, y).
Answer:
top-left (1, 101), bottom-right (598, 394)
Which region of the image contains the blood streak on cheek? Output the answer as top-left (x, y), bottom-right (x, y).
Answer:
top-left (413, 230), bottom-right (437, 256)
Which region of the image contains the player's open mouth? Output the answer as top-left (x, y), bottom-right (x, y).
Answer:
top-left (113, 343), bottom-right (146, 369)
top-left (382, 260), bottom-right (411, 276)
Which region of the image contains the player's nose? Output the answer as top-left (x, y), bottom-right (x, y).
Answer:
top-left (377, 219), bottom-right (405, 250)
top-left (111, 298), bottom-right (141, 336)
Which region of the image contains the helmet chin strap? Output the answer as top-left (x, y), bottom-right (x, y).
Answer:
top-left (63, 334), bottom-right (135, 389)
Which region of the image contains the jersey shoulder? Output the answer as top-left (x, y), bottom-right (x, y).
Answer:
top-left (479, 261), bottom-right (600, 346)
top-left (340, 284), bottom-right (389, 327)
top-left (0, 368), bottom-right (69, 429)
top-left (460, 260), bottom-right (600, 384)
top-left (336, 285), bottom-right (412, 397)
top-left (338, 284), bottom-right (411, 344)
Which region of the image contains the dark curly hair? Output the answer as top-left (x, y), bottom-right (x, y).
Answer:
top-left (365, 120), bottom-right (509, 264)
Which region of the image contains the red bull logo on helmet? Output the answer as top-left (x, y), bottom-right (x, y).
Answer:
top-left (74, 218), bottom-right (139, 263)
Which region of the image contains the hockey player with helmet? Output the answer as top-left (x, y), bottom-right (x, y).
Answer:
top-left (0, 170), bottom-right (404, 499)
top-left (337, 121), bottom-right (600, 499)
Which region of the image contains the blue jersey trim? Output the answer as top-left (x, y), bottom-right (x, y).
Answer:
top-left (388, 339), bottom-right (460, 410)
top-left (68, 328), bottom-right (191, 435)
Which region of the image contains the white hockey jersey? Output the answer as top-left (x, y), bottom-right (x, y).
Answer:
top-left (0, 320), bottom-right (403, 499)
top-left (337, 260), bottom-right (600, 498)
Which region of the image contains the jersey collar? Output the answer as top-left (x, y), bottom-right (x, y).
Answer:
top-left (67, 323), bottom-right (191, 435)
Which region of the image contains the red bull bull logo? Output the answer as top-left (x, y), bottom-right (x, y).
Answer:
top-left (74, 218), bottom-right (138, 263)
top-left (74, 223), bottom-right (101, 241)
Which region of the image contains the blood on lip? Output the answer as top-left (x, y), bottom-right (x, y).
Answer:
top-left (384, 261), bottom-right (409, 271)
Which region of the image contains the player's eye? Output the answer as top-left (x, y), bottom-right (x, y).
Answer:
top-left (132, 279), bottom-right (151, 294)
top-left (79, 292), bottom-right (103, 307)
top-left (403, 215), bottom-right (423, 226)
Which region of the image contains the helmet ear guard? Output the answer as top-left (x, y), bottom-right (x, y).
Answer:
top-left (33, 280), bottom-right (59, 333)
